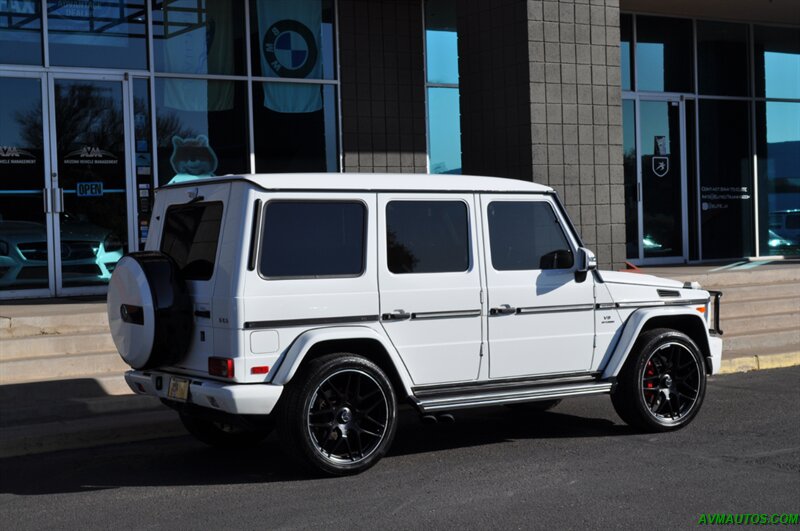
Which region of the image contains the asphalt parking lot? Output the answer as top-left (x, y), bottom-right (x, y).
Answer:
top-left (1, 367), bottom-right (798, 530)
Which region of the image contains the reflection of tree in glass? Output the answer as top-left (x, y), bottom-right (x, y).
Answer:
top-left (155, 112), bottom-right (196, 148)
top-left (387, 230), bottom-right (418, 273)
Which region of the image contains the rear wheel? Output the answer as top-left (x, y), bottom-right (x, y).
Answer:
top-left (276, 353), bottom-right (397, 476)
top-left (611, 328), bottom-right (706, 432)
top-left (179, 413), bottom-right (271, 448)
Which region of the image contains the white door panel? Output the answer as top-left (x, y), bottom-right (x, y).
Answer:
top-left (481, 195), bottom-right (595, 379)
top-left (378, 193), bottom-right (483, 385)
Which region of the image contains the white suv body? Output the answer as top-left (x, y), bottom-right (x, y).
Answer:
top-left (109, 173), bottom-right (722, 474)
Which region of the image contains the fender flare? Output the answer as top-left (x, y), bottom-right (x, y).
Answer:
top-left (269, 325), bottom-right (414, 394)
top-left (600, 307), bottom-right (710, 380)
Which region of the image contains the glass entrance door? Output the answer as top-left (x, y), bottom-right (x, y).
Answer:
top-left (0, 74), bottom-right (54, 296)
top-left (49, 76), bottom-right (132, 294)
top-left (637, 98), bottom-right (688, 262)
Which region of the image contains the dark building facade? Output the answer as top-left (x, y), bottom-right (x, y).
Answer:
top-left (0, 0), bottom-right (798, 298)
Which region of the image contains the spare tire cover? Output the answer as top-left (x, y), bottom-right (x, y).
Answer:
top-left (107, 252), bottom-right (193, 370)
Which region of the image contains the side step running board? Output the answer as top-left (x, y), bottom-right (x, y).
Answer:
top-left (414, 381), bottom-right (614, 413)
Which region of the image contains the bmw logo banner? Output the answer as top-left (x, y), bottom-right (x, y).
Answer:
top-left (256, 0), bottom-right (323, 113)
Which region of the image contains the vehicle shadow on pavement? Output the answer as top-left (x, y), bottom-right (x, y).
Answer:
top-left (0, 406), bottom-right (634, 495)
top-left (388, 406), bottom-right (635, 458)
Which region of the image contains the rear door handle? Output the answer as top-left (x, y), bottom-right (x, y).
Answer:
top-left (490, 304), bottom-right (517, 316)
top-left (382, 310), bottom-right (411, 321)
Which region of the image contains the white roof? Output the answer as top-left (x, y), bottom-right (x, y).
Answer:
top-left (166, 173), bottom-right (553, 194)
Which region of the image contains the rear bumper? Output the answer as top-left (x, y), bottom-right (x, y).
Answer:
top-left (125, 370), bottom-right (283, 415)
top-left (708, 335), bottom-right (723, 375)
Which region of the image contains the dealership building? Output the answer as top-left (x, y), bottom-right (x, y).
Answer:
top-left (0, 0), bottom-right (798, 299)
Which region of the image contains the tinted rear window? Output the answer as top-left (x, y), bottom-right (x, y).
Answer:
top-left (386, 200), bottom-right (470, 274)
top-left (161, 201), bottom-right (223, 280)
top-left (260, 201), bottom-right (366, 278)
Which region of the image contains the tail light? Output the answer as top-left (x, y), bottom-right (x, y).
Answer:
top-left (208, 357), bottom-right (234, 378)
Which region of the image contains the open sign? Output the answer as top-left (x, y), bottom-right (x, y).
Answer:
top-left (76, 182), bottom-right (103, 197)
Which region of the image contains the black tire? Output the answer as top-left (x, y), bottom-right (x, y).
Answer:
top-left (276, 353), bottom-right (398, 476)
top-left (107, 251), bottom-right (193, 369)
top-left (506, 399), bottom-right (562, 413)
top-left (611, 328), bottom-right (707, 432)
top-left (180, 413), bottom-right (272, 448)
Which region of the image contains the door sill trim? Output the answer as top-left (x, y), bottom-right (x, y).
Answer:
top-left (413, 381), bottom-right (614, 413)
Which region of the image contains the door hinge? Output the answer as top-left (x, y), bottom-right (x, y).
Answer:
top-left (480, 290), bottom-right (484, 304)
top-left (479, 343), bottom-right (484, 357)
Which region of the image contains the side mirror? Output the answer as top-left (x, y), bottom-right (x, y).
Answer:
top-left (577, 247), bottom-right (597, 273)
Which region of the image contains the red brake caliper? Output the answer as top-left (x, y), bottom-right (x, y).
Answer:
top-left (645, 360), bottom-right (656, 395)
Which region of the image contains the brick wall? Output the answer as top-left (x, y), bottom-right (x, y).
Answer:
top-left (527, 0), bottom-right (625, 269)
top-left (338, 0), bottom-right (428, 173)
top-left (459, 0), bottom-right (625, 269)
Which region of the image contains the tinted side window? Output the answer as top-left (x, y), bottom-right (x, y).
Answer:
top-left (260, 201), bottom-right (365, 278)
top-left (386, 201), bottom-right (469, 274)
top-left (488, 201), bottom-right (574, 271)
top-left (161, 201), bottom-right (223, 280)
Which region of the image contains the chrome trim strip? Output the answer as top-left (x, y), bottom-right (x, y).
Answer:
top-left (515, 303), bottom-right (595, 315)
top-left (614, 298), bottom-right (709, 309)
top-left (411, 309), bottom-right (482, 321)
top-left (413, 372), bottom-right (598, 397)
top-left (243, 315), bottom-right (379, 330)
top-left (417, 382), bottom-right (614, 412)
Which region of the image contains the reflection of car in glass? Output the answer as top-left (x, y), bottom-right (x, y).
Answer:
top-left (0, 216), bottom-right (124, 289)
top-left (642, 234), bottom-right (662, 251)
top-left (769, 209), bottom-right (800, 242)
top-left (767, 229), bottom-right (796, 249)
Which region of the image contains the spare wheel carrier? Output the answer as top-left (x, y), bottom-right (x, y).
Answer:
top-left (107, 251), bottom-right (193, 370)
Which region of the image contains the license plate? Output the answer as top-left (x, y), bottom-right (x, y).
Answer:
top-left (167, 377), bottom-right (190, 401)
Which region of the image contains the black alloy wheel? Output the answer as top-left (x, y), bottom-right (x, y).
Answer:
top-left (611, 328), bottom-right (707, 432)
top-left (640, 342), bottom-right (702, 422)
top-left (306, 369), bottom-right (390, 464)
top-left (276, 353), bottom-right (397, 476)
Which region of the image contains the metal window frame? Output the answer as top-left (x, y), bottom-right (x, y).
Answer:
top-left (621, 11), bottom-right (800, 264)
top-left (0, 0), bottom-right (343, 299)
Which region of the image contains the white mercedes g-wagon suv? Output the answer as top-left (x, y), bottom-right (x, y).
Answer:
top-left (108, 173), bottom-right (723, 475)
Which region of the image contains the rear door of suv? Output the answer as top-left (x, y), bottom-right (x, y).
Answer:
top-left (149, 183), bottom-right (230, 374)
top-left (377, 193), bottom-right (483, 385)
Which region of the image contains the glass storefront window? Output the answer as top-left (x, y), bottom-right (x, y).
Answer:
top-left (620, 14), bottom-right (633, 92)
top-left (757, 102), bottom-right (800, 256)
top-left (754, 25), bottom-right (800, 99)
top-left (425, 0), bottom-right (461, 174)
top-left (253, 82), bottom-right (338, 172)
top-left (154, 78), bottom-right (249, 184)
top-left (152, 0), bottom-right (246, 76)
top-left (133, 78), bottom-right (154, 249)
top-left (47, 0), bottom-right (147, 69)
top-left (622, 99), bottom-right (637, 258)
top-left (427, 87), bottom-right (461, 174)
top-left (425, 0), bottom-right (458, 85)
top-left (0, 0), bottom-right (42, 65)
top-left (635, 16), bottom-right (693, 93)
top-left (698, 100), bottom-right (754, 259)
top-left (250, 0), bottom-right (336, 80)
top-left (697, 21), bottom-right (749, 97)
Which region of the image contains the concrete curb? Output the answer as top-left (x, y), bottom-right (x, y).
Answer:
top-left (0, 410), bottom-right (184, 459)
top-left (717, 351), bottom-right (800, 375)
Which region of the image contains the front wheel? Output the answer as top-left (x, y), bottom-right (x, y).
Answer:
top-left (611, 328), bottom-right (707, 432)
top-left (276, 353), bottom-right (398, 476)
